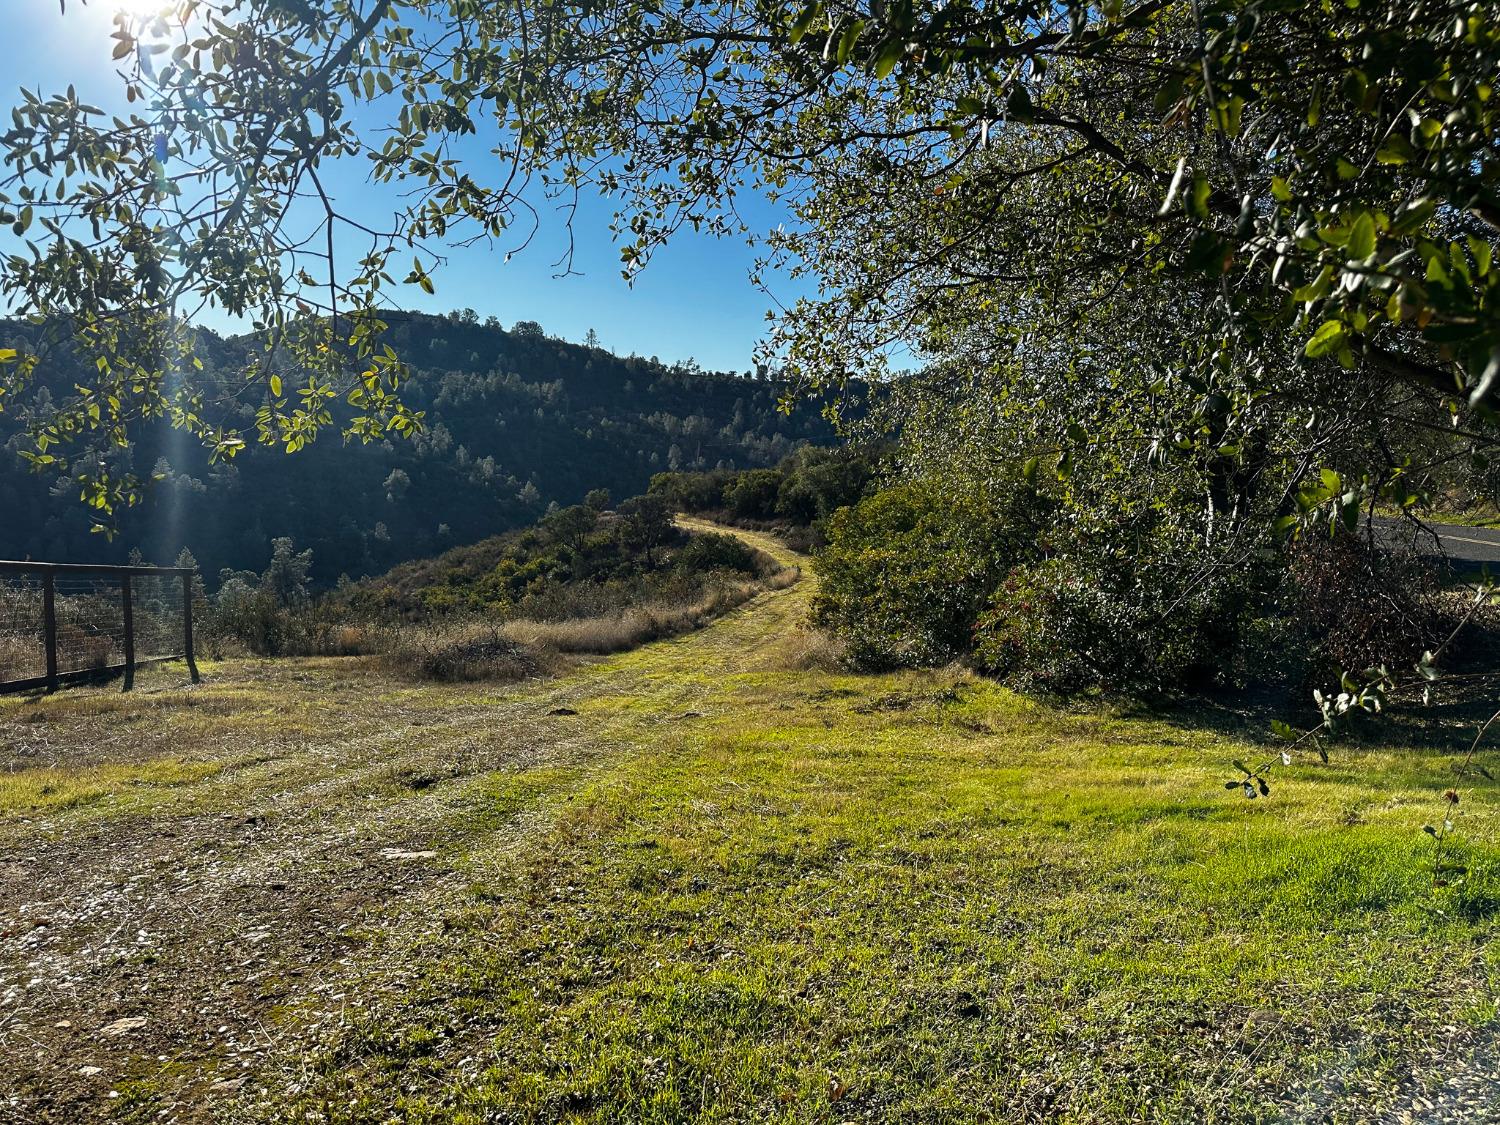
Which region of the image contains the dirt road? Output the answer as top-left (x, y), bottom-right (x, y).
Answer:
top-left (0, 524), bottom-right (806, 1122)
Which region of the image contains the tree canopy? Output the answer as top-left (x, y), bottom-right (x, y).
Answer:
top-left (0, 0), bottom-right (1495, 533)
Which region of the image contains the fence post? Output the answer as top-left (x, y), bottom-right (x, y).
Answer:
top-left (42, 570), bottom-right (58, 693)
top-left (182, 571), bottom-right (200, 684)
top-left (121, 573), bottom-right (135, 692)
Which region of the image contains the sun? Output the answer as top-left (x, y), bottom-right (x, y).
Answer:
top-left (113, 0), bottom-right (172, 18)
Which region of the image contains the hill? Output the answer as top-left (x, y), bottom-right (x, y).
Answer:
top-left (0, 312), bottom-right (834, 584)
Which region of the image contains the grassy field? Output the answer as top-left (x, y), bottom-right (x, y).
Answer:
top-left (2, 525), bottom-right (1498, 1123)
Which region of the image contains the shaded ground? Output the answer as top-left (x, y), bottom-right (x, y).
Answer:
top-left (1, 524), bottom-right (1498, 1123)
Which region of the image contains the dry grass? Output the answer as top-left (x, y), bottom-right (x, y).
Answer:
top-left (0, 632), bottom-right (37, 681)
top-left (383, 621), bottom-right (541, 682)
top-left (765, 622), bottom-right (849, 671)
top-left (500, 579), bottom-right (769, 655)
top-left (378, 572), bottom-right (793, 680)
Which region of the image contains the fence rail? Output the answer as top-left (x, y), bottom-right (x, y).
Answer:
top-left (0, 560), bottom-right (201, 694)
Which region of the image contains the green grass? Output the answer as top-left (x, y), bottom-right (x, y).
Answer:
top-left (244, 669), bottom-right (1499, 1122)
top-left (0, 755), bottom-right (223, 814)
top-left (4, 527), bottom-right (1497, 1122)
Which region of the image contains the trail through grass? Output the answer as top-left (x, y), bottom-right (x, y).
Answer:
top-left (1, 523), bottom-right (1497, 1123)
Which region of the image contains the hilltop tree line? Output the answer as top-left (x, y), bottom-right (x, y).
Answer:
top-left (0, 312), bottom-right (831, 584)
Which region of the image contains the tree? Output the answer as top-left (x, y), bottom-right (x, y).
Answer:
top-left (0, 0), bottom-right (1495, 556)
top-left (175, 546), bottom-right (207, 608)
top-left (262, 538), bottom-right (314, 608)
top-left (542, 503), bottom-right (598, 552)
top-left (383, 468), bottom-right (411, 503)
top-left (617, 494), bottom-right (673, 566)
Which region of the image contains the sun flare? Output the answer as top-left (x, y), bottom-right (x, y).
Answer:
top-left (113, 0), bottom-right (170, 18)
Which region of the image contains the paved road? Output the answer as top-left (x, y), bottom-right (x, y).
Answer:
top-left (1410, 521), bottom-right (1500, 566)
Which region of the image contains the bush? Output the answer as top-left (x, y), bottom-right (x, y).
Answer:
top-left (649, 469), bottom-right (732, 511)
top-left (723, 469), bottom-right (783, 519)
top-left (650, 446), bottom-right (883, 530)
top-left (970, 554), bottom-right (1253, 695)
top-left (966, 485), bottom-right (1278, 696)
top-left (672, 531), bottom-right (760, 576)
top-left (812, 479), bottom-right (1052, 669)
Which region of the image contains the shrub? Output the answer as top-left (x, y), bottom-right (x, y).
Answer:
top-left (723, 469), bottom-right (783, 519)
top-left (774, 445), bottom-right (880, 523)
top-left (971, 532), bottom-right (1265, 696)
top-left (649, 469), bottom-right (732, 512)
top-left (812, 479), bottom-right (1052, 669)
top-left (672, 531), bottom-right (760, 576)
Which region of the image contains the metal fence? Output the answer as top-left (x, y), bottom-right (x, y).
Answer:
top-left (0, 561), bottom-right (201, 694)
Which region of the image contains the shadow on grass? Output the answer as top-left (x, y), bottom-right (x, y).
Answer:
top-left (1101, 679), bottom-right (1500, 760)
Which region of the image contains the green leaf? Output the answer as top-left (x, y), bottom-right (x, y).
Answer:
top-left (788, 1), bottom-right (820, 45)
top-left (1347, 212), bottom-right (1376, 260)
top-left (1304, 320), bottom-right (1347, 358)
top-left (1468, 236), bottom-right (1492, 278)
top-left (836, 19), bottom-right (864, 64)
top-left (1213, 95), bottom-right (1243, 137)
top-left (1006, 84), bottom-right (1033, 123)
top-left (871, 39), bottom-right (903, 79)
top-left (1183, 232), bottom-right (1227, 273)
top-left (269, 374), bottom-right (283, 398)
top-left (1187, 171), bottom-right (1211, 220)
top-left (1376, 135), bottom-right (1415, 165)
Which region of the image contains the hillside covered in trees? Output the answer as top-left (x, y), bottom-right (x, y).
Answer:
top-left (0, 312), bottom-right (832, 584)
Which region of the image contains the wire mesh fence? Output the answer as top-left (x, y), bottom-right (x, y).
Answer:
top-left (0, 562), bottom-right (202, 693)
top-left (0, 571), bottom-right (45, 683)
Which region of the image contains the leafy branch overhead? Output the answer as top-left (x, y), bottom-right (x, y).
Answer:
top-left (1, 0), bottom-right (1494, 506)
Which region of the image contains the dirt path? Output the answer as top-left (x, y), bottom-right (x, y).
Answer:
top-left (0, 522), bottom-right (808, 1123)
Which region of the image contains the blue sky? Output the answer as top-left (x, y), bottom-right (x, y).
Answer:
top-left (9, 2), bottom-right (806, 373)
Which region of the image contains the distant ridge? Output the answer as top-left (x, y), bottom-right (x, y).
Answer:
top-left (0, 312), bottom-right (833, 584)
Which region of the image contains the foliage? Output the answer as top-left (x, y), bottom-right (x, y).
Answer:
top-left (972, 547), bottom-right (1260, 696)
top-left (1284, 528), bottom-right (1461, 681)
top-left (1, 0), bottom-right (1495, 523)
top-left (203, 501), bottom-right (789, 668)
top-left (651, 444), bottom-right (884, 532)
top-left (205, 537), bottom-right (380, 657)
top-left (0, 312), bottom-right (828, 578)
top-left (812, 478), bottom-right (1052, 669)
